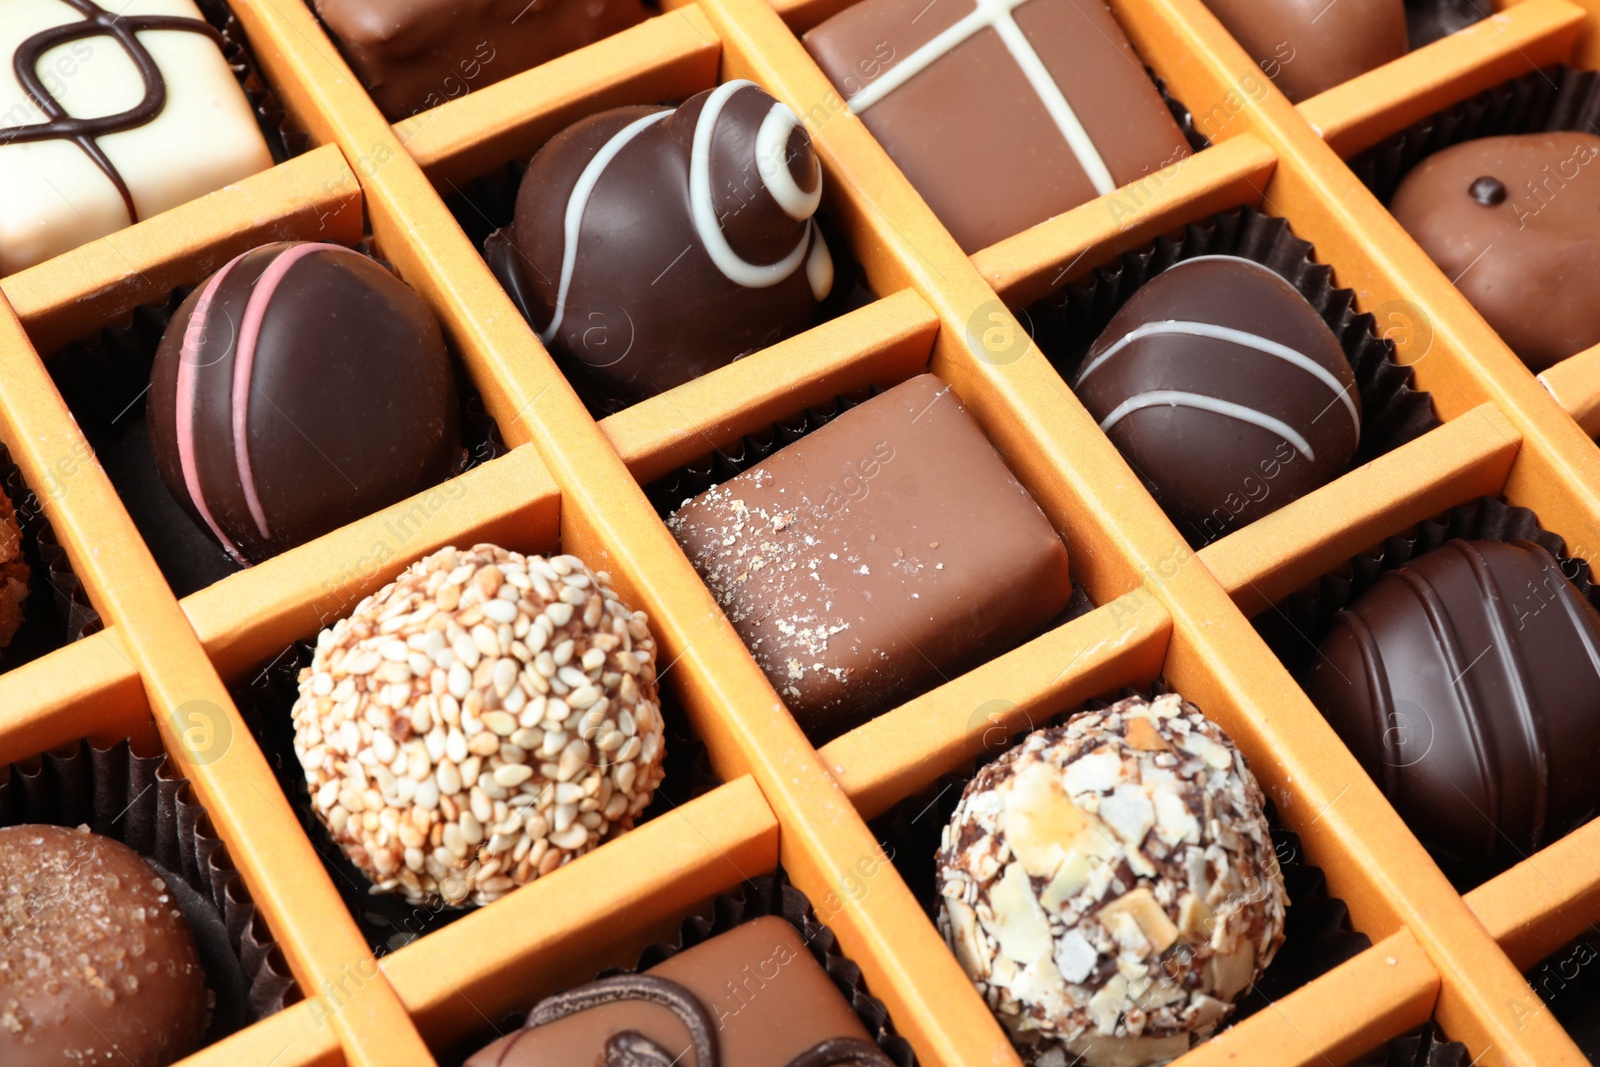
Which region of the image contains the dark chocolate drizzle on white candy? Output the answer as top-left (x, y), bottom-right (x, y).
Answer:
top-left (4, 0), bottom-right (224, 223)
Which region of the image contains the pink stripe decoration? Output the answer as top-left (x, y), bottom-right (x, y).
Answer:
top-left (230, 242), bottom-right (347, 541)
top-left (176, 250), bottom-right (250, 564)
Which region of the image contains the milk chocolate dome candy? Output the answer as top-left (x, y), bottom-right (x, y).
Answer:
top-left (508, 81), bottom-right (833, 404)
top-left (1202, 0), bottom-right (1406, 103)
top-left (0, 824), bottom-right (207, 1066)
top-left (1305, 539), bottom-right (1600, 872)
top-left (1074, 256), bottom-right (1360, 543)
top-left (292, 544), bottom-right (666, 907)
top-left (936, 694), bottom-right (1286, 1065)
top-left (1389, 132), bottom-right (1600, 372)
top-left (148, 242), bottom-right (460, 565)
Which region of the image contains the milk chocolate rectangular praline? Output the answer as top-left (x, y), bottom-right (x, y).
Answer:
top-left (669, 375), bottom-right (1072, 741)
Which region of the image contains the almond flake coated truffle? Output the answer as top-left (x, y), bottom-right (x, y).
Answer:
top-left (0, 824), bottom-right (207, 1067)
top-left (936, 693), bottom-right (1286, 1067)
top-left (291, 544), bottom-right (666, 907)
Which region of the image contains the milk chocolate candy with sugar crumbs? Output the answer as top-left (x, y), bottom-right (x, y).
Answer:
top-left (803, 0), bottom-right (1192, 253)
top-left (0, 824), bottom-right (208, 1067)
top-left (0, 0), bottom-right (272, 275)
top-left (504, 81), bottom-right (833, 405)
top-left (465, 917), bottom-right (892, 1066)
top-left (148, 242), bottom-right (460, 565)
top-left (1073, 256), bottom-right (1360, 543)
top-left (668, 374), bottom-right (1072, 741)
top-left (313, 0), bottom-right (643, 121)
top-left (1202, 0), bottom-right (1406, 103)
top-left (1389, 132), bottom-right (1600, 372)
top-left (1306, 539), bottom-right (1600, 872)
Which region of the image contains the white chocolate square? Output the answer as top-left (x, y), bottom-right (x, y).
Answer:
top-left (0, 0), bottom-right (273, 276)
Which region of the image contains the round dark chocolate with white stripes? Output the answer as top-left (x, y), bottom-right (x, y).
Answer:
top-left (148, 242), bottom-right (460, 565)
top-left (1073, 256), bottom-right (1360, 543)
top-left (508, 80), bottom-right (833, 405)
top-left (1305, 539), bottom-right (1600, 872)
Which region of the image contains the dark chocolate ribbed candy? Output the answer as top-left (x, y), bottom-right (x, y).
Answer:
top-left (1305, 539), bottom-right (1600, 871)
top-left (504, 80), bottom-right (833, 405)
top-left (148, 242), bottom-right (460, 565)
top-left (1073, 256), bottom-right (1360, 543)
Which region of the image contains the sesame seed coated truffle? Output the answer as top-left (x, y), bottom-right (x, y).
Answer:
top-left (936, 693), bottom-right (1286, 1066)
top-left (291, 544), bottom-right (665, 907)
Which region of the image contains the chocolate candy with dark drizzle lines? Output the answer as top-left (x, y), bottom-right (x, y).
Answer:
top-left (502, 973), bottom-right (893, 1066)
top-left (3, 0), bottom-right (225, 223)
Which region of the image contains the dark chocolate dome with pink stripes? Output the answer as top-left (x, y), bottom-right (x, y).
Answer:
top-left (148, 242), bottom-right (459, 565)
top-left (1306, 539), bottom-right (1600, 873)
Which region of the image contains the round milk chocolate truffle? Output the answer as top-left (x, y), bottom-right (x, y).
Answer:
top-left (1203, 0), bottom-right (1405, 102)
top-left (1389, 132), bottom-right (1600, 371)
top-left (148, 242), bottom-right (460, 565)
top-left (1074, 256), bottom-right (1360, 543)
top-left (292, 544), bottom-right (666, 907)
top-left (936, 694), bottom-right (1286, 1066)
top-left (0, 824), bottom-right (207, 1066)
top-left (1306, 539), bottom-right (1600, 872)
top-left (508, 80), bottom-right (833, 404)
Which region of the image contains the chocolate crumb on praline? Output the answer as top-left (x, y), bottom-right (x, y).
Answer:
top-left (936, 693), bottom-right (1286, 1065)
top-left (291, 544), bottom-right (665, 907)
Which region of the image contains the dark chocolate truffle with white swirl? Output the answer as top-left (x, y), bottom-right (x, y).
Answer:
top-left (1389, 132), bottom-right (1600, 372)
top-left (937, 694), bottom-right (1286, 1065)
top-left (1073, 256), bottom-right (1360, 543)
top-left (147, 242), bottom-right (460, 565)
top-left (500, 80), bottom-right (833, 404)
top-left (1305, 539), bottom-right (1600, 874)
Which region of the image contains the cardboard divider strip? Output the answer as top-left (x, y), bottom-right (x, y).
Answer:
top-left (1540, 343), bottom-right (1600, 435)
top-left (1299, 0), bottom-right (1584, 157)
top-left (178, 999), bottom-right (343, 1067)
top-left (601, 288), bottom-right (939, 484)
top-left (0, 299), bottom-right (436, 1067)
top-left (1, 145), bottom-right (365, 357)
top-left (185, 445), bottom-right (561, 682)
top-left (1199, 401), bottom-right (1522, 615)
top-left (1468, 818), bottom-right (1600, 970)
top-left (818, 593), bottom-right (1171, 821)
top-left (0, 631), bottom-right (152, 764)
top-left (380, 776), bottom-right (779, 1048)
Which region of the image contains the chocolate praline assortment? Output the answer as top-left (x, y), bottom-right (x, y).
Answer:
top-left (1073, 256), bottom-right (1360, 543)
top-left (1202, 0), bottom-right (1406, 103)
top-left (668, 374), bottom-right (1072, 741)
top-left (1306, 539), bottom-right (1600, 873)
top-left (0, 0), bottom-right (273, 275)
top-left (465, 916), bottom-right (893, 1066)
top-left (803, 0), bottom-right (1191, 253)
top-left (291, 544), bottom-right (666, 907)
top-left (313, 0), bottom-right (643, 121)
top-left (937, 694), bottom-right (1286, 1065)
top-left (502, 81), bottom-right (832, 405)
top-left (1389, 132), bottom-right (1600, 372)
top-left (147, 242), bottom-right (461, 565)
top-left (0, 484), bottom-right (28, 650)
top-left (0, 824), bottom-right (208, 1067)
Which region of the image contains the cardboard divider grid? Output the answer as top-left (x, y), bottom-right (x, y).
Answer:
top-left (5, 0), bottom-right (1600, 1060)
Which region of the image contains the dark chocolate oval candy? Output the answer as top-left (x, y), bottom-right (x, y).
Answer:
top-left (1305, 539), bottom-right (1600, 872)
top-left (148, 242), bottom-right (460, 565)
top-left (1073, 255), bottom-right (1360, 543)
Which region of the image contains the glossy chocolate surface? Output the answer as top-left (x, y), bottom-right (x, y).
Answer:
top-left (1073, 256), bottom-right (1360, 543)
top-left (505, 81), bottom-right (832, 405)
top-left (1306, 539), bottom-right (1600, 871)
top-left (313, 0), bottom-right (643, 120)
top-left (465, 917), bottom-right (890, 1066)
top-left (148, 242), bottom-right (460, 565)
top-left (668, 374), bottom-right (1072, 741)
top-left (803, 0), bottom-right (1191, 253)
top-left (1203, 0), bottom-right (1406, 103)
top-left (0, 824), bottom-right (207, 1067)
top-left (1390, 132), bottom-right (1600, 372)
